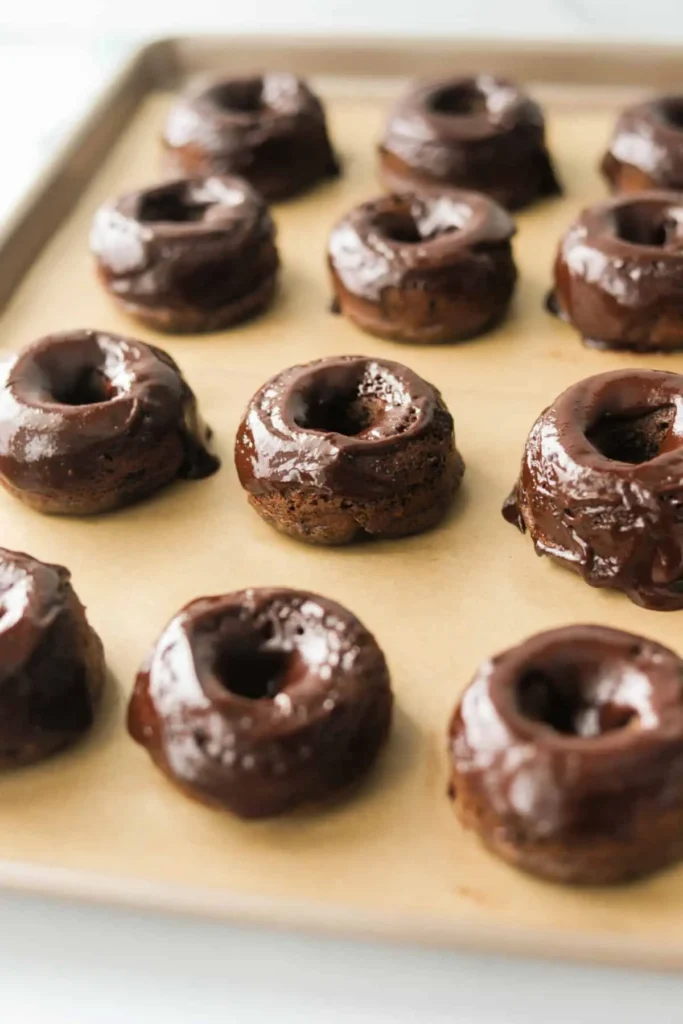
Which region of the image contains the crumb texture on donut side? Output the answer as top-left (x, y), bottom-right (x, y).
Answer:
top-left (0, 330), bottom-right (220, 515)
top-left (504, 369), bottom-right (683, 610)
top-left (128, 588), bottom-right (393, 818)
top-left (449, 625), bottom-right (683, 884)
top-left (235, 355), bottom-right (464, 544)
top-left (0, 548), bottom-right (105, 768)
top-left (328, 191), bottom-right (517, 344)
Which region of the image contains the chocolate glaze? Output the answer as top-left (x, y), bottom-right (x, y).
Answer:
top-left (449, 625), bottom-right (683, 884)
top-left (235, 355), bottom-right (464, 543)
top-left (0, 330), bottom-right (219, 514)
top-left (91, 176), bottom-right (279, 334)
top-left (0, 548), bottom-right (105, 767)
top-left (328, 191), bottom-right (517, 343)
top-left (504, 369), bottom-right (683, 610)
top-left (602, 96), bottom-right (683, 194)
top-left (162, 73), bottom-right (339, 201)
top-left (549, 192), bottom-right (683, 351)
top-left (379, 75), bottom-right (561, 211)
top-left (128, 588), bottom-right (393, 818)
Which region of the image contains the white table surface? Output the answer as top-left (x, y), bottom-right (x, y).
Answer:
top-left (3, 23), bottom-right (683, 1021)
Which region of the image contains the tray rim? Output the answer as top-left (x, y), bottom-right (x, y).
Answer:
top-left (3, 32), bottom-right (683, 971)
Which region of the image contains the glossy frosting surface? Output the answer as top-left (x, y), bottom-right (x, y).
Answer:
top-left (235, 354), bottom-right (453, 500)
top-left (504, 369), bottom-right (683, 609)
top-left (379, 74), bottom-right (560, 210)
top-left (128, 588), bottom-right (393, 817)
top-left (552, 191), bottom-right (683, 350)
top-left (603, 96), bottom-right (683, 192)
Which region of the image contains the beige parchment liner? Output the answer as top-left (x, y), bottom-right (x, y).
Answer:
top-left (1, 85), bottom-right (683, 967)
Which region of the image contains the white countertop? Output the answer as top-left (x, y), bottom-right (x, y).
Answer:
top-left (4, 22), bottom-right (683, 1021)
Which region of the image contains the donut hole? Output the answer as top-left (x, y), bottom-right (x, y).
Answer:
top-left (51, 367), bottom-right (115, 407)
top-left (295, 387), bottom-right (373, 436)
top-left (139, 190), bottom-right (210, 224)
top-left (209, 79), bottom-right (264, 114)
top-left (586, 403), bottom-right (679, 464)
top-left (614, 203), bottom-right (671, 247)
top-left (214, 629), bottom-right (293, 701)
top-left (517, 667), bottom-right (638, 739)
top-left (375, 210), bottom-right (423, 244)
top-left (430, 82), bottom-right (488, 116)
top-left (660, 98), bottom-right (683, 130)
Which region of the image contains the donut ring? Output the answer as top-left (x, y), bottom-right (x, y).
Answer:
top-left (90, 176), bottom-right (279, 334)
top-left (602, 96), bottom-right (683, 193)
top-left (549, 192), bottom-right (683, 352)
top-left (128, 588), bottom-right (393, 818)
top-left (504, 369), bottom-right (683, 610)
top-left (328, 191), bottom-right (517, 344)
top-left (0, 547), bottom-right (105, 767)
top-left (0, 330), bottom-right (220, 515)
top-left (378, 75), bottom-right (561, 211)
top-left (449, 625), bottom-right (683, 884)
top-left (162, 73), bottom-right (339, 201)
top-left (234, 355), bottom-right (464, 545)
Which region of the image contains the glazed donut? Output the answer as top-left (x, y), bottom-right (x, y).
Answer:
top-left (128, 588), bottom-right (393, 818)
top-left (449, 625), bottom-right (683, 884)
top-left (0, 548), bottom-right (105, 767)
top-left (162, 73), bottom-right (339, 201)
top-left (504, 369), bottom-right (683, 610)
top-left (0, 330), bottom-right (219, 515)
top-left (90, 176), bottom-right (279, 334)
top-left (234, 355), bottom-right (464, 544)
top-left (549, 192), bottom-right (683, 352)
top-left (327, 191), bottom-right (517, 344)
top-left (602, 96), bottom-right (683, 193)
top-left (378, 75), bottom-right (561, 211)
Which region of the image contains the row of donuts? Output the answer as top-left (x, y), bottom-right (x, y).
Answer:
top-left (5, 541), bottom-right (683, 886)
top-left (160, 70), bottom-right (683, 208)
top-left (89, 70), bottom-right (683, 352)
top-left (3, 328), bottom-right (682, 610)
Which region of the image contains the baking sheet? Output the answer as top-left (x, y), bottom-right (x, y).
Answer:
top-left (2, 43), bottom-right (683, 969)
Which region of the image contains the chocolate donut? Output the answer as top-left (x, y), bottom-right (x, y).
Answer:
top-left (549, 192), bottom-right (683, 352)
top-left (328, 192), bottom-right (517, 344)
top-left (0, 330), bottom-right (219, 515)
top-left (235, 355), bottom-right (464, 544)
top-left (128, 588), bottom-right (392, 818)
top-left (503, 369), bottom-right (683, 610)
top-left (449, 625), bottom-right (683, 884)
top-left (0, 548), bottom-right (105, 768)
top-left (379, 75), bottom-right (561, 211)
top-left (602, 96), bottom-right (683, 193)
top-left (162, 74), bottom-right (339, 201)
top-left (90, 176), bottom-right (279, 334)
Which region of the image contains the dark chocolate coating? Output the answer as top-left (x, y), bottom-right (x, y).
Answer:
top-left (0, 548), bottom-right (105, 767)
top-left (0, 330), bottom-right (220, 515)
top-left (90, 176), bottom-right (279, 334)
top-left (602, 96), bottom-right (683, 194)
top-left (503, 369), bottom-right (683, 610)
top-left (128, 588), bottom-right (393, 818)
top-left (235, 355), bottom-right (464, 544)
top-left (379, 75), bottom-right (561, 211)
top-left (162, 74), bottom-right (339, 201)
top-left (550, 192), bottom-right (683, 351)
top-left (449, 625), bottom-right (683, 884)
top-left (327, 191), bottom-right (517, 344)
